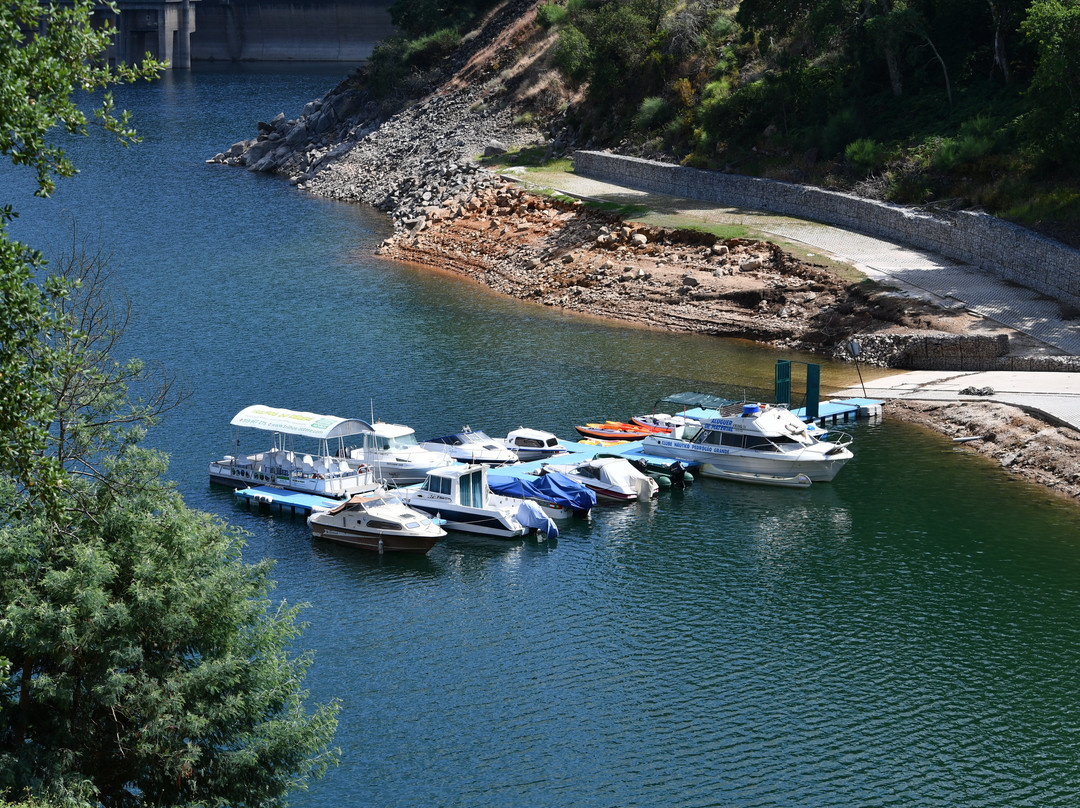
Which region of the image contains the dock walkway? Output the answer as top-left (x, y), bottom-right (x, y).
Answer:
top-left (836, 371), bottom-right (1080, 431)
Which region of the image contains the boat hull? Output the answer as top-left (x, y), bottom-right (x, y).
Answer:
top-left (405, 502), bottom-right (528, 539)
top-left (208, 460), bottom-right (375, 498)
top-left (308, 521), bottom-right (442, 553)
top-left (642, 436), bottom-right (852, 482)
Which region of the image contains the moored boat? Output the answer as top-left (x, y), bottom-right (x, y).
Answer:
top-left (307, 491), bottom-right (446, 553)
top-left (541, 456), bottom-right (660, 503)
top-left (399, 464), bottom-right (558, 539)
top-left (574, 422), bottom-right (657, 441)
top-left (503, 427), bottom-right (569, 462)
top-left (421, 426), bottom-right (518, 466)
top-left (207, 405), bottom-right (380, 499)
top-left (487, 470), bottom-right (597, 519)
top-left (641, 402), bottom-right (853, 483)
top-left (345, 420), bottom-right (455, 485)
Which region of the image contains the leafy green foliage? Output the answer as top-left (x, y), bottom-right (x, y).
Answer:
top-left (537, 1), bottom-right (569, 27)
top-left (388, 0), bottom-right (501, 39)
top-left (0, 3), bottom-right (340, 805)
top-left (0, 471), bottom-right (340, 807)
top-left (635, 96), bottom-right (673, 131)
top-left (845, 138), bottom-right (886, 173)
top-left (0, 0), bottom-right (162, 198)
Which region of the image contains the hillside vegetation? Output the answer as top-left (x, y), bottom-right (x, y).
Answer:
top-left (367, 0), bottom-right (1080, 244)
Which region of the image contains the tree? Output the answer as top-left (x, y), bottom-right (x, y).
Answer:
top-left (0, 3), bottom-right (340, 805)
top-left (0, 0), bottom-right (161, 515)
top-left (0, 468), bottom-right (339, 807)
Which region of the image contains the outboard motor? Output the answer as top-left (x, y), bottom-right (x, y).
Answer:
top-left (669, 461), bottom-right (687, 490)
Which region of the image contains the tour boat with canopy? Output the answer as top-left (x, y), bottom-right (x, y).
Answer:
top-left (208, 405), bottom-right (379, 499)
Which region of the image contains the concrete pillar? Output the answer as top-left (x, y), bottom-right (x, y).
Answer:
top-left (174, 0), bottom-right (193, 69)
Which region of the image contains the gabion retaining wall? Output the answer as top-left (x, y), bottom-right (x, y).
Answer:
top-left (574, 151), bottom-right (1080, 309)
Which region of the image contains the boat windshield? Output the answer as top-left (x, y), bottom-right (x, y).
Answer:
top-left (387, 434), bottom-right (419, 450)
top-left (370, 433), bottom-right (420, 451)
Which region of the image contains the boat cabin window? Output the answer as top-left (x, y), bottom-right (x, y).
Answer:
top-left (422, 476), bottom-right (452, 495)
top-left (458, 471), bottom-right (484, 507)
top-left (516, 437), bottom-right (543, 448)
top-left (365, 519), bottom-right (402, 531)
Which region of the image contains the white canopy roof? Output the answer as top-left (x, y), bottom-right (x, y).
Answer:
top-left (230, 405), bottom-right (373, 440)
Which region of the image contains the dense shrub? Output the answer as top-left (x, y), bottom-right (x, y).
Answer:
top-left (845, 138), bottom-right (886, 173)
top-left (635, 96), bottom-right (673, 131)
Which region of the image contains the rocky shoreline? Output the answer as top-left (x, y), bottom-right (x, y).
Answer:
top-left (209, 2), bottom-right (1079, 504)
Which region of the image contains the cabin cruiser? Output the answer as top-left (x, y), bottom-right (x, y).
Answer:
top-left (345, 420), bottom-right (455, 486)
top-left (208, 405), bottom-right (379, 499)
top-left (399, 465), bottom-right (558, 539)
top-left (502, 428), bottom-right (569, 462)
top-left (541, 456), bottom-right (659, 503)
top-left (641, 402), bottom-right (853, 483)
top-left (307, 492), bottom-right (446, 554)
top-left (421, 427), bottom-right (518, 466)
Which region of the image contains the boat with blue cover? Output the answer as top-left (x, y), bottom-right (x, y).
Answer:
top-left (487, 470), bottom-right (597, 519)
top-left (399, 464), bottom-right (558, 539)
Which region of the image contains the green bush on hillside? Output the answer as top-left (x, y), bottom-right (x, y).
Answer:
top-left (635, 96), bottom-right (672, 131)
top-left (845, 138), bottom-right (886, 173)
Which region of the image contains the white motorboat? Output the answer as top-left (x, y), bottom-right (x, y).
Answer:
top-left (541, 456), bottom-right (659, 503)
top-left (346, 420), bottom-right (455, 485)
top-left (421, 427), bottom-right (518, 466)
top-left (307, 491), bottom-right (446, 554)
top-left (502, 427), bottom-right (569, 461)
top-left (208, 405), bottom-right (379, 499)
top-left (399, 465), bottom-right (558, 539)
top-left (641, 402), bottom-right (853, 483)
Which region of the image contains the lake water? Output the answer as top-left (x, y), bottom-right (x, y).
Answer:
top-left (6, 65), bottom-right (1080, 807)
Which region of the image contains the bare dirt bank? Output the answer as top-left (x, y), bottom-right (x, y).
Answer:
top-left (887, 400), bottom-right (1080, 501)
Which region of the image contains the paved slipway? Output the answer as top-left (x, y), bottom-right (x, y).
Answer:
top-left (527, 170), bottom-right (1080, 433)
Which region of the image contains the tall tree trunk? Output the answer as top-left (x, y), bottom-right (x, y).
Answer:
top-left (988, 0), bottom-right (1012, 83)
top-left (884, 42), bottom-right (903, 96)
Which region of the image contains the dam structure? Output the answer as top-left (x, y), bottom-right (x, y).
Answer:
top-left (89, 0), bottom-right (395, 67)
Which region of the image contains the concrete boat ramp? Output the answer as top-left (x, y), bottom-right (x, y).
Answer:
top-left (836, 371), bottom-right (1080, 431)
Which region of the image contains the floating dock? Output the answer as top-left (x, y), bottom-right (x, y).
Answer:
top-left (793, 397), bottom-right (884, 424)
top-left (234, 486), bottom-right (340, 516)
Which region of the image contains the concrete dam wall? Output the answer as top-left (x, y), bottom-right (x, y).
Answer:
top-left (191, 0), bottom-right (395, 62)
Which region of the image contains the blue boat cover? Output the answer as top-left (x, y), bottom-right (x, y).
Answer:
top-left (489, 471), bottom-right (597, 513)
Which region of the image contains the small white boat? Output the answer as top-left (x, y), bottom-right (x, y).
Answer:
top-left (307, 491), bottom-right (446, 554)
top-left (399, 465), bottom-right (558, 539)
top-left (700, 466), bottom-right (813, 488)
top-left (503, 427), bottom-right (569, 462)
top-left (642, 402), bottom-right (853, 483)
top-left (421, 426), bottom-right (518, 466)
top-left (541, 456), bottom-right (659, 503)
top-left (208, 405), bottom-right (379, 499)
top-left (346, 420), bottom-right (455, 485)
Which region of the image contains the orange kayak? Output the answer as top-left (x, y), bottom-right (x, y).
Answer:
top-left (574, 421), bottom-right (660, 441)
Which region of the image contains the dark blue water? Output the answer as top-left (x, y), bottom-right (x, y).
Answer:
top-left (6, 66), bottom-right (1080, 807)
